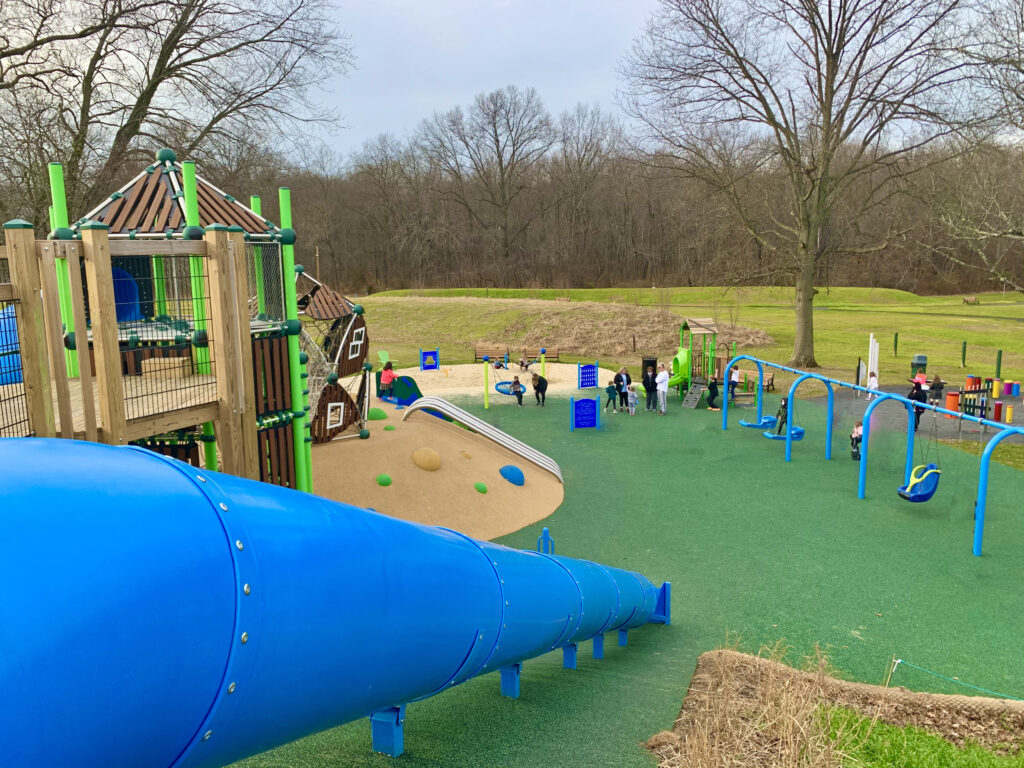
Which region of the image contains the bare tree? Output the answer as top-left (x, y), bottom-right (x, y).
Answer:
top-left (418, 86), bottom-right (556, 272)
top-left (623, 0), bottom-right (981, 366)
top-left (0, 0), bottom-right (350, 226)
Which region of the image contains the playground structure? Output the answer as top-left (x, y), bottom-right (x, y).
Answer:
top-left (720, 355), bottom-right (1024, 555)
top-left (0, 437), bottom-right (669, 768)
top-left (0, 151), bottom-right (312, 487)
top-left (0, 149), bottom-right (378, 484)
top-left (295, 270), bottom-right (372, 443)
top-left (666, 318), bottom-right (735, 396)
top-left (403, 397), bottom-right (564, 481)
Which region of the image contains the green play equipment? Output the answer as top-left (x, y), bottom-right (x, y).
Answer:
top-left (667, 318), bottom-right (719, 394)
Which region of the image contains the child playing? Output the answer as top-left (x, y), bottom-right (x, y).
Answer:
top-left (850, 420), bottom-right (863, 459)
top-left (706, 376), bottom-right (720, 411)
top-left (510, 376), bottom-right (524, 407)
top-left (865, 371), bottom-right (878, 400)
top-left (604, 380), bottom-right (618, 413)
top-left (380, 361), bottom-right (397, 399)
top-left (627, 385), bottom-right (639, 415)
top-left (773, 397), bottom-right (789, 435)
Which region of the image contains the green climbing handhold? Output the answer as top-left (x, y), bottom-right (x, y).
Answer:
top-left (376, 474), bottom-right (392, 487)
top-left (359, 429), bottom-right (370, 439)
top-left (384, 425), bottom-right (396, 431)
top-left (474, 482), bottom-right (487, 494)
top-left (368, 407), bottom-right (388, 421)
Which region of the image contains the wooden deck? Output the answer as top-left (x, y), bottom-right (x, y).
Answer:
top-left (0, 373), bottom-right (216, 440)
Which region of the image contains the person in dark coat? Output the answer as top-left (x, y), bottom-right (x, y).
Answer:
top-left (531, 373), bottom-right (548, 406)
top-left (642, 366), bottom-right (657, 412)
top-left (909, 381), bottom-right (928, 431)
top-left (614, 367), bottom-right (632, 410)
top-left (706, 376), bottom-right (720, 410)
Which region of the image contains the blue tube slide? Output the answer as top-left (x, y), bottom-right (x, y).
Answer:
top-left (0, 439), bottom-right (669, 768)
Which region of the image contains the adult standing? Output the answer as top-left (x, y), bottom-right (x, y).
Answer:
top-left (655, 363), bottom-right (670, 415)
top-left (531, 373), bottom-right (548, 406)
top-left (642, 365), bottom-right (657, 412)
top-left (614, 366), bottom-right (632, 411)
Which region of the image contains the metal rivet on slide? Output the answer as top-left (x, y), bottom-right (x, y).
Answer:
top-left (202, 730), bottom-right (212, 741)
top-left (241, 632), bottom-right (248, 644)
top-left (219, 502), bottom-right (229, 511)
top-left (228, 682), bottom-right (236, 694)
top-left (243, 583), bottom-right (251, 595)
top-left (235, 539), bottom-right (244, 551)
top-left (196, 475), bottom-right (207, 483)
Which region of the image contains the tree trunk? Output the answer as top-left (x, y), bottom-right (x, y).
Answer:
top-left (790, 248), bottom-right (818, 368)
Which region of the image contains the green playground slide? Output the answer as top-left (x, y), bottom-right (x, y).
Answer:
top-left (667, 348), bottom-right (690, 388)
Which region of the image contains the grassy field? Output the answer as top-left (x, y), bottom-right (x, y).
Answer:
top-left (364, 287), bottom-right (1024, 395)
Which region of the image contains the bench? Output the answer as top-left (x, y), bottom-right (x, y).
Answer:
top-left (522, 347), bottom-right (559, 363)
top-left (730, 369), bottom-right (772, 400)
top-left (963, 296), bottom-right (980, 304)
top-left (474, 346), bottom-right (508, 363)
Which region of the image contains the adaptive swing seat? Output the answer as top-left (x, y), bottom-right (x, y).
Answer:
top-left (762, 426), bottom-right (805, 441)
top-left (898, 463), bottom-right (941, 502)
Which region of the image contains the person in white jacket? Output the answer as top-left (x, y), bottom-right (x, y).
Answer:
top-left (866, 371), bottom-right (879, 400)
top-left (655, 363), bottom-right (670, 415)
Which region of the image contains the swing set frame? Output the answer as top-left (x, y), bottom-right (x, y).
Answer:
top-left (721, 355), bottom-right (1024, 556)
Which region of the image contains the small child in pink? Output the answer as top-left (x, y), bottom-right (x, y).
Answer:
top-left (380, 361), bottom-right (397, 399)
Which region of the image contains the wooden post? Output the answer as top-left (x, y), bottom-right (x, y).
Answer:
top-left (228, 227), bottom-right (259, 479)
top-left (62, 241), bottom-right (98, 441)
top-left (36, 241), bottom-right (74, 438)
top-left (204, 225), bottom-right (243, 475)
top-left (80, 222), bottom-right (128, 444)
top-left (3, 220), bottom-right (55, 437)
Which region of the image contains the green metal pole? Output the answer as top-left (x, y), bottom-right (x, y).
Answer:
top-left (48, 163), bottom-right (79, 376)
top-left (484, 360), bottom-right (490, 409)
top-left (961, 341), bottom-right (967, 368)
top-left (893, 332), bottom-right (898, 357)
top-left (996, 349), bottom-right (1003, 379)
top-left (249, 195), bottom-right (268, 316)
top-left (279, 187), bottom-right (311, 492)
top-left (182, 161), bottom-right (217, 470)
top-left (152, 258), bottom-right (167, 316)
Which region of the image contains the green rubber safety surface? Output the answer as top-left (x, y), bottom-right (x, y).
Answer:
top-left (233, 394), bottom-right (1024, 768)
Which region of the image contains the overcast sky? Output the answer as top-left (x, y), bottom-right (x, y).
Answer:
top-left (321, 0), bottom-right (660, 156)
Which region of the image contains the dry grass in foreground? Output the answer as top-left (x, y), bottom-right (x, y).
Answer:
top-left (647, 648), bottom-right (1024, 767)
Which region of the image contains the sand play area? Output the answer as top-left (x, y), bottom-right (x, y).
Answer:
top-left (388, 361), bottom-right (621, 401)
top-left (312, 410), bottom-right (564, 540)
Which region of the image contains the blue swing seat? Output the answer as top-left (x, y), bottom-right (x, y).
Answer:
top-left (763, 426), bottom-right (805, 441)
top-left (494, 381), bottom-right (522, 396)
top-left (898, 463), bottom-right (941, 502)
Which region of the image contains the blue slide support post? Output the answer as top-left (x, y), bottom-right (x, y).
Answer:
top-left (0, 439), bottom-right (670, 768)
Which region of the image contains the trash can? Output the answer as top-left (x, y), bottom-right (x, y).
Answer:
top-left (944, 391), bottom-right (960, 419)
top-left (910, 354), bottom-right (927, 376)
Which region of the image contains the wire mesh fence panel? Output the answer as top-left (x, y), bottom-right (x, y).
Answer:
top-left (0, 256), bottom-right (9, 284)
top-left (245, 242), bottom-right (286, 322)
top-left (108, 253), bottom-right (218, 422)
top-left (0, 298), bottom-right (30, 437)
